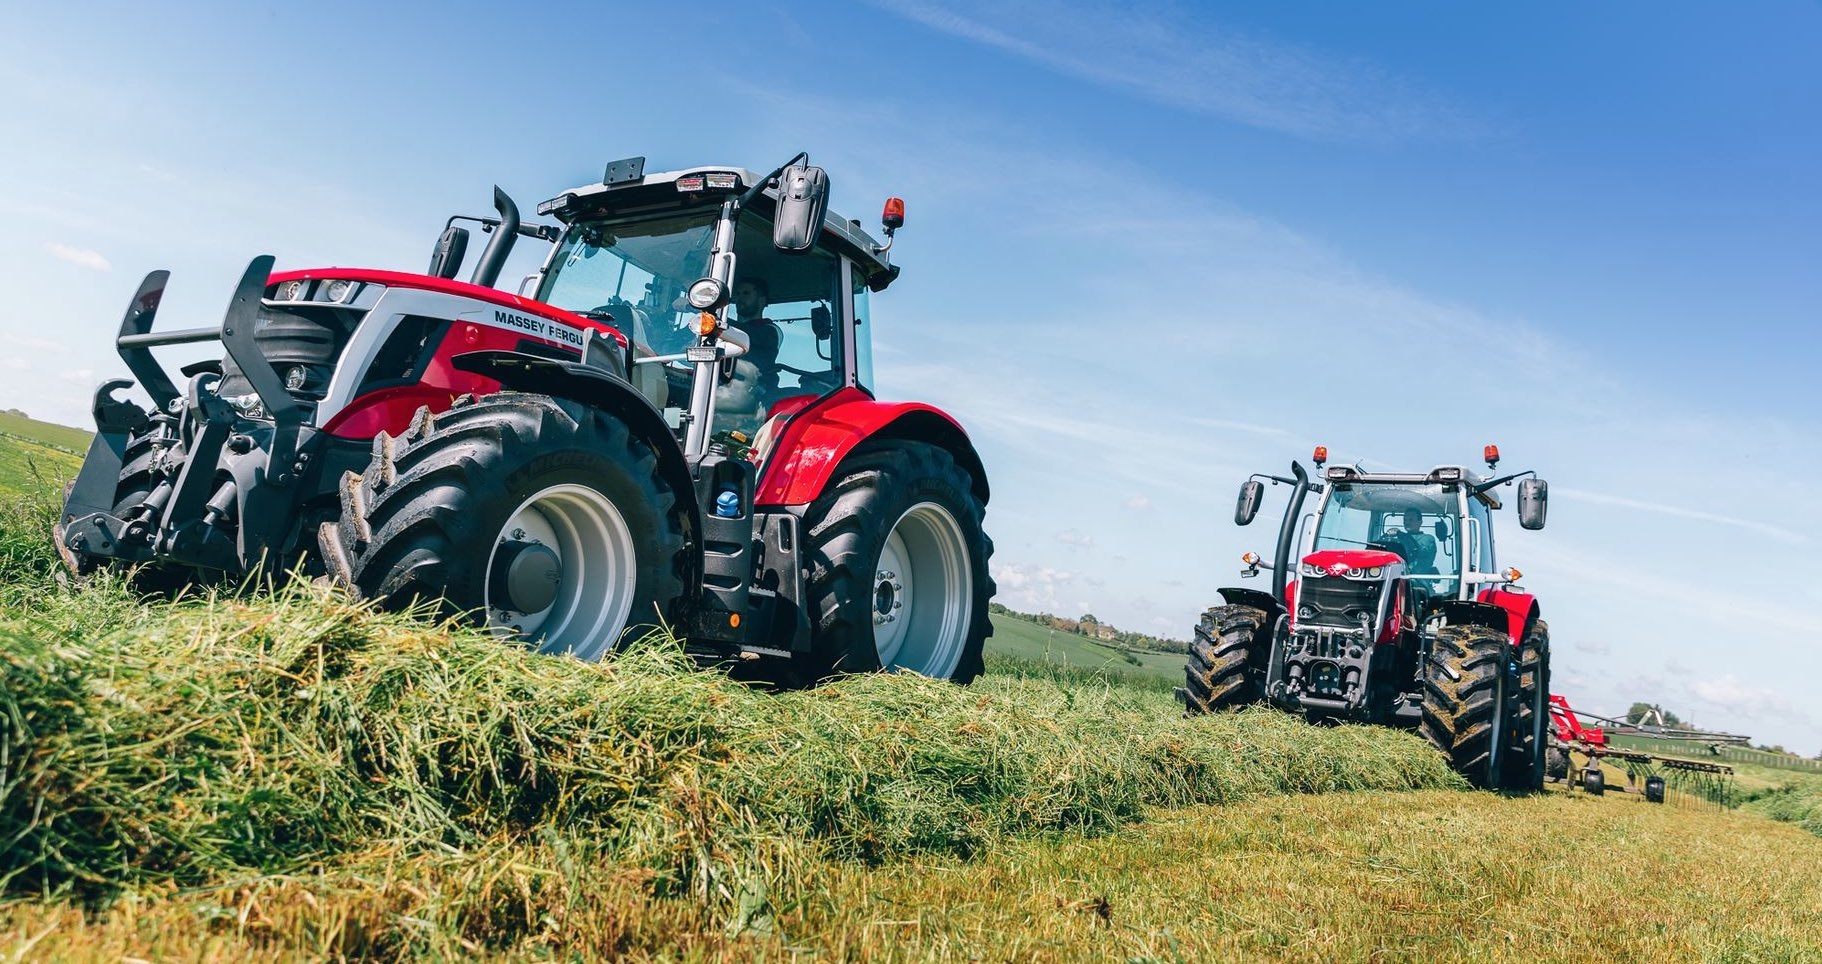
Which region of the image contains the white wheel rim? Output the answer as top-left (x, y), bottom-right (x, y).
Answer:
top-left (484, 484), bottom-right (637, 661)
top-left (872, 501), bottom-right (972, 677)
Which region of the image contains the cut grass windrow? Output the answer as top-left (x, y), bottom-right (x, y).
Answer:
top-left (0, 494), bottom-right (1462, 932)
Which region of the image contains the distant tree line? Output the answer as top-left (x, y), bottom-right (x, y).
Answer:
top-left (988, 603), bottom-right (1188, 654)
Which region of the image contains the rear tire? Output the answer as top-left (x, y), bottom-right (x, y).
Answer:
top-left (798, 441), bottom-right (992, 683)
top-left (1420, 623), bottom-right (1512, 790)
top-left (1182, 604), bottom-right (1269, 715)
top-left (320, 392), bottom-right (686, 661)
top-left (1502, 620), bottom-right (1551, 792)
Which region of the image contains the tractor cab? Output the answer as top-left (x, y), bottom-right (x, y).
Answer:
top-left (528, 158), bottom-right (899, 464)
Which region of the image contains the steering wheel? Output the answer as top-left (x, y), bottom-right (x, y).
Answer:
top-left (777, 363), bottom-right (842, 394)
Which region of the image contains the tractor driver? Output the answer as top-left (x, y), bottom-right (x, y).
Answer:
top-left (1386, 508), bottom-right (1438, 573)
top-left (713, 277), bottom-right (784, 439)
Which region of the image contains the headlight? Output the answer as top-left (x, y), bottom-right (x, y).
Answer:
top-left (284, 366), bottom-right (309, 392)
top-left (687, 277), bottom-right (727, 310)
top-left (280, 280), bottom-right (305, 301)
top-left (324, 279), bottom-right (354, 303)
top-left (1366, 567), bottom-right (1382, 578)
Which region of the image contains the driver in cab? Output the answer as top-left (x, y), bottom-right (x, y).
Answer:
top-left (1385, 508), bottom-right (1438, 574)
top-left (714, 277), bottom-right (783, 440)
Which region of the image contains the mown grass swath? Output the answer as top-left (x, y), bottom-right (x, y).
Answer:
top-left (0, 490), bottom-right (1461, 923)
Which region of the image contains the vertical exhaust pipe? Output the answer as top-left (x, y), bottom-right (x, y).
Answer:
top-left (469, 186), bottom-right (520, 288)
top-left (1273, 461), bottom-right (1311, 604)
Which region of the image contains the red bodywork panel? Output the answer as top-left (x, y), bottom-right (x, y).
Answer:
top-left (267, 268), bottom-right (626, 441)
top-left (755, 388), bottom-right (976, 507)
top-left (1283, 579), bottom-right (1298, 613)
top-left (1476, 587), bottom-right (1539, 644)
top-left (1549, 694), bottom-right (1607, 747)
top-left (1301, 549), bottom-right (1401, 574)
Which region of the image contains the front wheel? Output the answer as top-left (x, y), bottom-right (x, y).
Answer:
top-left (1419, 623), bottom-right (1513, 790)
top-left (799, 441), bottom-right (993, 683)
top-left (320, 392), bottom-right (687, 660)
top-left (1182, 604), bottom-right (1269, 715)
top-left (1502, 620), bottom-right (1551, 792)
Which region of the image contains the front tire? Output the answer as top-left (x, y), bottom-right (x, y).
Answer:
top-left (798, 441), bottom-right (992, 683)
top-left (1420, 623), bottom-right (1513, 790)
top-left (1502, 620), bottom-right (1551, 792)
top-left (320, 392), bottom-right (686, 661)
top-left (1182, 604), bottom-right (1269, 715)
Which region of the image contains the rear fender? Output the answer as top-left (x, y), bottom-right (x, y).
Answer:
top-left (450, 350), bottom-right (701, 544)
top-left (756, 389), bottom-right (988, 507)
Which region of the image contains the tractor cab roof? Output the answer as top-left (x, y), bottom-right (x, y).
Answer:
top-left (1322, 464), bottom-right (1502, 509)
top-left (537, 163), bottom-right (897, 290)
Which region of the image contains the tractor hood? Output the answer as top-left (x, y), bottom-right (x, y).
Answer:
top-left (1301, 549), bottom-right (1402, 577)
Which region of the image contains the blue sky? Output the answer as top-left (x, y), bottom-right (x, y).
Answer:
top-left (2, 1), bottom-right (1818, 751)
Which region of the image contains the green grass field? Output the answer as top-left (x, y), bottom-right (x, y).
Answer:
top-left (0, 412), bottom-right (86, 500)
top-left (986, 611), bottom-right (1185, 684)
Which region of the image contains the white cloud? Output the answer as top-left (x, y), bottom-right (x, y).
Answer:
top-left (1055, 529), bottom-right (1095, 549)
top-left (45, 241), bottom-right (110, 271)
top-left (1688, 675), bottom-right (1805, 724)
top-left (1556, 487), bottom-right (1804, 546)
top-left (1124, 495), bottom-right (1150, 511)
top-left (991, 562), bottom-right (1083, 611)
top-left (867, 0), bottom-right (1481, 141)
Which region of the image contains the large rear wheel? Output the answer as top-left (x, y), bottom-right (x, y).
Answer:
top-left (1502, 620), bottom-right (1551, 792)
top-left (798, 441), bottom-right (992, 683)
top-left (1420, 623), bottom-right (1513, 790)
top-left (1182, 604), bottom-right (1269, 715)
top-left (320, 392), bottom-right (686, 660)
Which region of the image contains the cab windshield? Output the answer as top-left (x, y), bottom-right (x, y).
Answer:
top-left (538, 210), bottom-right (718, 358)
top-left (1314, 482), bottom-right (1463, 588)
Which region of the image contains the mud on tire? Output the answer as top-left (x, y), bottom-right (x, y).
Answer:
top-left (1182, 604), bottom-right (1269, 715)
top-left (1420, 623), bottom-right (1513, 790)
top-left (798, 440), bottom-right (992, 683)
top-left (319, 392), bottom-right (686, 661)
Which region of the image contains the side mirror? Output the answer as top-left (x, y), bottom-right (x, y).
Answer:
top-left (1235, 480), bottom-right (1264, 526)
top-left (811, 304), bottom-right (832, 340)
top-left (1433, 518), bottom-right (1452, 543)
top-left (1518, 478), bottom-right (1548, 530)
top-left (428, 225), bottom-right (469, 280)
top-left (772, 164), bottom-right (829, 253)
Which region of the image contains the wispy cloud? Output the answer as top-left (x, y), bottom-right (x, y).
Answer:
top-left (45, 241), bottom-right (110, 271)
top-left (1055, 528), bottom-right (1096, 549)
top-left (1555, 487), bottom-right (1805, 545)
top-left (867, 0), bottom-right (1482, 141)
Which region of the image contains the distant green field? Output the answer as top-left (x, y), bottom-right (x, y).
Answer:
top-left (986, 612), bottom-right (1184, 684)
top-left (0, 412), bottom-right (87, 500)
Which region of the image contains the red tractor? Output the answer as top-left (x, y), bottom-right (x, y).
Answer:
top-left (55, 154), bottom-right (994, 683)
top-left (1183, 446), bottom-right (1552, 790)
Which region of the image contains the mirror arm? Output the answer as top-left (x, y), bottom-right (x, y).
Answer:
top-left (1471, 469), bottom-right (1535, 497)
top-left (736, 151), bottom-right (810, 214)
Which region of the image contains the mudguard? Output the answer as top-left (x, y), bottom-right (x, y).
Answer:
top-left (449, 349), bottom-right (701, 542)
top-left (1439, 590), bottom-right (1537, 644)
top-left (1216, 586), bottom-right (1283, 618)
top-left (755, 388), bottom-right (988, 507)
top-left (1476, 587), bottom-right (1540, 643)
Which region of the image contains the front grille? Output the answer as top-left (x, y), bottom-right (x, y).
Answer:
top-left (1297, 574), bottom-right (1383, 631)
top-left (219, 304), bottom-right (365, 402)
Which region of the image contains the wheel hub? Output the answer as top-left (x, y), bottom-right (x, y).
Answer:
top-left (873, 569), bottom-right (903, 625)
top-left (491, 539), bottom-right (561, 614)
